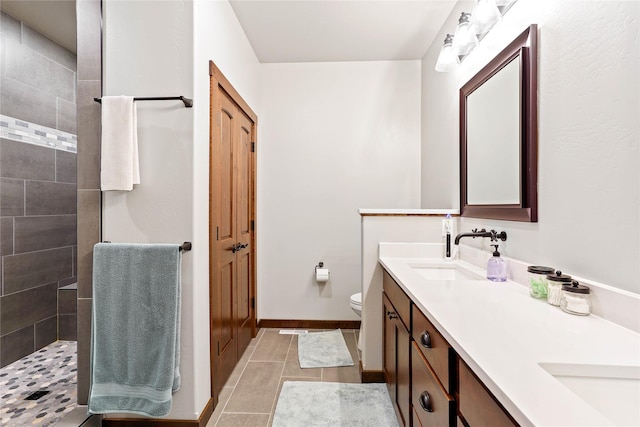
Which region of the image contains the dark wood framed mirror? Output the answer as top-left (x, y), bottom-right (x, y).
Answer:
top-left (460, 24), bottom-right (538, 222)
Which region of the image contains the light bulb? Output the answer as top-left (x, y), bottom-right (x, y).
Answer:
top-left (471, 0), bottom-right (502, 35)
top-left (435, 34), bottom-right (459, 72)
top-left (452, 12), bottom-right (479, 58)
top-left (496, 0), bottom-right (518, 14)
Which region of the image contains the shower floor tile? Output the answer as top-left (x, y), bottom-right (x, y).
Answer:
top-left (0, 341), bottom-right (77, 426)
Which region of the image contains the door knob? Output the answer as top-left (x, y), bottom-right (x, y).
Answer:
top-left (227, 243), bottom-right (249, 253)
top-left (387, 310), bottom-right (398, 320)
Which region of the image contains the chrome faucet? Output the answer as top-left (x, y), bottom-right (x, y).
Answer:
top-left (454, 228), bottom-right (507, 245)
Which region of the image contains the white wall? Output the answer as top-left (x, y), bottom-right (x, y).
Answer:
top-left (361, 214), bottom-right (456, 372)
top-left (103, 0), bottom-right (197, 419)
top-left (103, 0), bottom-right (260, 420)
top-left (421, 0), bottom-right (640, 294)
top-left (193, 0), bottom-right (261, 110)
top-left (191, 0), bottom-right (260, 415)
top-left (190, 0), bottom-right (261, 418)
top-left (258, 61), bottom-right (421, 321)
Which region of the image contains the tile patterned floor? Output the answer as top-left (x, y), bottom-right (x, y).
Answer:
top-left (0, 341), bottom-right (77, 426)
top-left (207, 328), bottom-right (361, 427)
top-left (0, 331), bottom-right (361, 426)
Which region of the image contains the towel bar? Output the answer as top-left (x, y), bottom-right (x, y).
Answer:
top-left (102, 241), bottom-right (192, 251)
top-left (94, 96), bottom-right (193, 108)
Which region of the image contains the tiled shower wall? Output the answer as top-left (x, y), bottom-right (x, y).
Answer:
top-left (0, 11), bottom-right (78, 368)
top-left (76, 0), bottom-right (102, 404)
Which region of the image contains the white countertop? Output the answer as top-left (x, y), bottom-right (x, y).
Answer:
top-left (379, 256), bottom-right (640, 427)
top-left (359, 208), bottom-right (459, 215)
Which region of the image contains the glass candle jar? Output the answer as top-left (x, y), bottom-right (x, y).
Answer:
top-left (527, 266), bottom-right (555, 299)
top-left (546, 271), bottom-right (573, 306)
top-left (560, 281), bottom-right (591, 316)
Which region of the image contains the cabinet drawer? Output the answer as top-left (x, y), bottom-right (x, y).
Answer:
top-left (412, 343), bottom-right (455, 427)
top-left (412, 305), bottom-right (453, 394)
top-left (458, 358), bottom-right (519, 427)
top-left (383, 269), bottom-right (411, 329)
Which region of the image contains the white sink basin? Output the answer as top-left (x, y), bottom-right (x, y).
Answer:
top-left (409, 264), bottom-right (484, 281)
top-left (539, 363), bottom-right (640, 426)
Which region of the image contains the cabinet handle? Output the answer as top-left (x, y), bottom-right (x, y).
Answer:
top-left (387, 310), bottom-right (398, 320)
top-left (420, 331), bottom-right (432, 348)
top-left (419, 391), bottom-right (433, 412)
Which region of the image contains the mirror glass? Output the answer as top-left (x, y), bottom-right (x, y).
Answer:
top-left (467, 57), bottom-right (520, 204)
top-left (460, 24), bottom-right (538, 222)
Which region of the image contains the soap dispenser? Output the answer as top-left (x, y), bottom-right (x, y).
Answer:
top-left (487, 244), bottom-right (507, 282)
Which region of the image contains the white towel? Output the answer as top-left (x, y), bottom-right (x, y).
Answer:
top-left (100, 96), bottom-right (140, 191)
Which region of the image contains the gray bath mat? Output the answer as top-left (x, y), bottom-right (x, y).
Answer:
top-left (272, 381), bottom-right (399, 427)
top-left (297, 329), bottom-right (354, 368)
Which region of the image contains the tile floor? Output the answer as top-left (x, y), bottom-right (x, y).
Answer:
top-left (0, 341), bottom-right (78, 426)
top-left (0, 329), bottom-right (362, 426)
top-left (206, 328), bottom-right (361, 427)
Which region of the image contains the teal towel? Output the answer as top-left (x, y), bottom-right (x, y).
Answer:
top-left (88, 243), bottom-right (181, 417)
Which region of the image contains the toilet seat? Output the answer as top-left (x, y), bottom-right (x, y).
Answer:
top-left (349, 292), bottom-right (363, 348)
top-left (350, 292), bottom-right (361, 307)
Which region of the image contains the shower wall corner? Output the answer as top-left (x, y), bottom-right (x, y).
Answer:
top-left (76, 0), bottom-right (102, 405)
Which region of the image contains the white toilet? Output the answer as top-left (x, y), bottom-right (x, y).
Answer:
top-left (349, 292), bottom-right (362, 317)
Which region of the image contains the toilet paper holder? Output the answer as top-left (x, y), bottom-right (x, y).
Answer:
top-left (315, 261), bottom-right (330, 283)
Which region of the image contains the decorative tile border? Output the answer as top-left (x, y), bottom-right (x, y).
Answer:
top-left (0, 114), bottom-right (77, 152)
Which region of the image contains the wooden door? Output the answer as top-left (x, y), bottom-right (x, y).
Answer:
top-left (383, 294), bottom-right (396, 400)
top-left (213, 91), bottom-right (239, 396)
top-left (383, 292), bottom-right (410, 427)
top-left (210, 61), bottom-right (257, 405)
top-left (458, 358), bottom-right (519, 427)
top-left (397, 321), bottom-right (411, 426)
top-left (236, 109), bottom-right (253, 352)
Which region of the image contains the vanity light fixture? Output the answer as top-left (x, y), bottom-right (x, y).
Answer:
top-left (495, 0), bottom-right (517, 10)
top-left (434, 0), bottom-right (519, 72)
top-left (452, 12), bottom-right (479, 58)
top-left (471, 0), bottom-right (502, 35)
top-left (435, 34), bottom-right (459, 72)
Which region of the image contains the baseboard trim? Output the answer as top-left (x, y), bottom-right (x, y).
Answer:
top-left (102, 397), bottom-right (214, 427)
top-left (257, 319), bottom-right (361, 330)
top-left (359, 361), bottom-right (385, 383)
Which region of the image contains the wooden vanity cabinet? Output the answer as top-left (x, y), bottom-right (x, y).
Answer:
top-left (412, 343), bottom-right (455, 427)
top-left (457, 358), bottom-right (519, 427)
top-left (382, 266), bottom-right (519, 427)
top-left (383, 271), bottom-right (411, 427)
top-left (412, 305), bottom-right (455, 395)
top-left (411, 303), bottom-right (456, 427)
